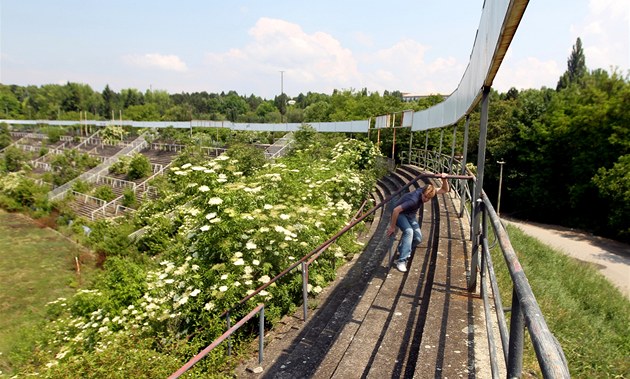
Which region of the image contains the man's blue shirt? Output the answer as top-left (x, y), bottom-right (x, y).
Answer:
top-left (395, 187), bottom-right (426, 215)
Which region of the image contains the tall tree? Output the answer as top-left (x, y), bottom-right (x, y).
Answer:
top-left (101, 85), bottom-right (119, 118)
top-left (557, 37), bottom-right (587, 90)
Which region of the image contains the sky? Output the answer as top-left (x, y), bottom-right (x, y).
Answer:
top-left (1, 0), bottom-right (628, 100)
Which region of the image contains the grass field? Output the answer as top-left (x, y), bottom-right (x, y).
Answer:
top-left (495, 225), bottom-right (630, 378)
top-left (0, 210), bottom-right (95, 376)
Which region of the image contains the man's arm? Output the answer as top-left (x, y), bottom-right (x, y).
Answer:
top-left (436, 173), bottom-right (450, 194)
top-left (387, 205), bottom-right (403, 236)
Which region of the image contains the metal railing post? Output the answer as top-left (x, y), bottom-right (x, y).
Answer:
top-left (226, 311), bottom-right (232, 356)
top-left (449, 123), bottom-right (457, 173)
top-left (408, 129), bottom-right (414, 164)
top-left (459, 116), bottom-right (470, 218)
top-left (469, 87), bottom-right (491, 291)
top-left (424, 131), bottom-right (429, 166)
top-left (302, 262), bottom-right (308, 321)
top-left (259, 306), bottom-right (265, 364)
top-left (507, 289), bottom-right (525, 378)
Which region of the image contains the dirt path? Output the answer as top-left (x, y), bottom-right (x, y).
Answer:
top-left (502, 217), bottom-right (630, 299)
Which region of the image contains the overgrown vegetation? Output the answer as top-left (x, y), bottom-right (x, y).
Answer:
top-left (0, 173), bottom-right (51, 215)
top-left (1, 135), bottom-right (383, 377)
top-left (109, 153), bottom-right (152, 180)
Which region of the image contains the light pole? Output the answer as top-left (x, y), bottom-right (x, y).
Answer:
top-left (497, 160), bottom-right (505, 216)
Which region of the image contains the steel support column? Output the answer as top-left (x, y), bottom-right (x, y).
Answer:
top-left (469, 86), bottom-right (491, 291)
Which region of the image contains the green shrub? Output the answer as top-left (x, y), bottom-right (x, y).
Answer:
top-left (101, 125), bottom-right (128, 144)
top-left (45, 126), bottom-right (64, 143)
top-left (95, 257), bottom-right (148, 312)
top-left (293, 124), bottom-right (317, 151)
top-left (86, 219), bottom-right (137, 257)
top-left (3, 146), bottom-right (28, 172)
top-left (121, 188), bottom-right (137, 208)
top-left (50, 150), bottom-right (100, 186)
top-left (92, 186), bottom-right (116, 202)
top-left (225, 143), bottom-right (266, 176)
top-left (72, 180), bottom-right (91, 194)
top-left (109, 156), bottom-right (131, 176)
top-left (127, 153), bottom-right (151, 180)
top-left (0, 173), bottom-right (44, 209)
top-left (0, 122), bottom-right (11, 149)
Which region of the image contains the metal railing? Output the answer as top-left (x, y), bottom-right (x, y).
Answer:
top-left (47, 134), bottom-right (148, 200)
top-left (167, 172), bottom-right (470, 377)
top-left (150, 142), bottom-right (187, 152)
top-left (403, 148), bottom-right (475, 230)
top-left (168, 304), bottom-right (266, 379)
top-left (477, 193), bottom-right (570, 378)
top-left (68, 190), bottom-right (107, 207)
top-left (264, 132), bottom-right (293, 159)
top-left (408, 149), bottom-right (569, 377)
top-left (200, 146), bottom-right (228, 157)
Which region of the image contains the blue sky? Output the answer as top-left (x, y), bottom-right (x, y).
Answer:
top-left (1, 0), bottom-right (628, 99)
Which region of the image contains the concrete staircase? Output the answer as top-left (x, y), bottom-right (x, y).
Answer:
top-left (234, 165), bottom-right (487, 378)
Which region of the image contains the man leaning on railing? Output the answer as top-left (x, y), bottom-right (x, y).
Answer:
top-left (386, 173), bottom-right (449, 272)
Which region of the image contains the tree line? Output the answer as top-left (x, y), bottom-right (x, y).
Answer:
top-left (0, 78), bottom-right (437, 124)
top-left (1, 38), bottom-right (628, 242)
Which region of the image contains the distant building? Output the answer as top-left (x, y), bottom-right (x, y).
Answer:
top-left (401, 93), bottom-right (447, 102)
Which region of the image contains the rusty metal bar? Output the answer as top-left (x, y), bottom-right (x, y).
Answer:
top-left (302, 262), bottom-right (308, 321)
top-left (449, 123), bottom-right (457, 173)
top-left (481, 235), bottom-right (501, 379)
top-left (483, 233), bottom-right (510, 362)
top-left (226, 311), bottom-right (231, 356)
top-left (223, 173), bottom-right (473, 317)
top-left (507, 288), bottom-right (525, 377)
top-left (168, 303), bottom-right (265, 379)
top-left (480, 192), bottom-right (570, 378)
top-left (258, 306), bottom-right (265, 364)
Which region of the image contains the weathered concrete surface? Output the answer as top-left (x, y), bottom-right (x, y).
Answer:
top-left (234, 175), bottom-right (489, 378)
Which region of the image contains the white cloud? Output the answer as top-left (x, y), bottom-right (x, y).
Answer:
top-left (494, 0), bottom-right (629, 93)
top-left (203, 17), bottom-right (361, 95)
top-left (576, 0), bottom-right (629, 71)
top-left (202, 18), bottom-right (470, 98)
top-left (353, 31), bottom-right (374, 48)
top-left (122, 53), bottom-right (188, 72)
top-left (494, 55), bottom-right (562, 91)
top-left (362, 39), bottom-right (464, 95)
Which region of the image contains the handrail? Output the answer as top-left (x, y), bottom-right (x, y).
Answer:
top-left (222, 172), bottom-right (471, 317)
top-left (150, 142), bottom-right (186, 152)
top-left (168, 173), bottom-right (472, 376)
top-left (478, 192), bottom-right (570, 377)
top-left (97, 175), bottom-right (137, 189)
top-left (389, 150), bottom-right (568, 376)
top-left (69, 190), bottom-right (107, 207)
top-left (168, 304), bottom-right (265, 379)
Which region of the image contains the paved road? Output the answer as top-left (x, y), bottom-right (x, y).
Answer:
top-left (502, 217), bottom-right (630, 299)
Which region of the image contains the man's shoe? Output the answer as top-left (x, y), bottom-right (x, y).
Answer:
top-left (396, 260), bottom-right (407, 273)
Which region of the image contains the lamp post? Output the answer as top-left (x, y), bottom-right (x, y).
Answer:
top-left (497, 160), bottom-right (505, 216)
